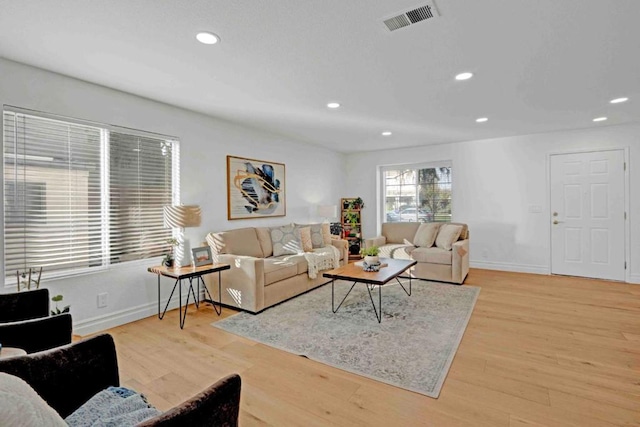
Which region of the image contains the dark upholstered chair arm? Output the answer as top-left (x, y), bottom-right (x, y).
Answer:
top-left (0, 333), bottom-right (119, 418)
top-left (137, 374), bottom-right (242, 427)
top-left (0, 313), bottom-right (72, 353)
top-left (0, 288), bottom-right (49, 322)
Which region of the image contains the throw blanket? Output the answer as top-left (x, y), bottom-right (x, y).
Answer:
top-left (65, 387), bottom-right (161, 427)
top-left (304, 245), bottom-right (340, 279)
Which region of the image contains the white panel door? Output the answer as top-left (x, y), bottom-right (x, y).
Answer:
top-left (550, 150), bottom-right (625, 281)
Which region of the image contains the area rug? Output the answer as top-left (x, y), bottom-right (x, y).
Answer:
top-left (212, 280), bottom-right (480, 398)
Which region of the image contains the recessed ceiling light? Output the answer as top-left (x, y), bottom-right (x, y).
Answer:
top-left (610, 97), bottom-right (629, 104)
top-left (381, 131), bottom-right (392, 136)
top-left (196, 32), bottom-right (219, 45)
top-left (455, 72), bottom-right (473, 81)
top-left (593, 117), bottom-right (607, 122)
top-left (475, 117), bottom-right (488, 123)
top-left (327, 102), bottom-right (341, 109)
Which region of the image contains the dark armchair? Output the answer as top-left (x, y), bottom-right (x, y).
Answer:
top-left (0, 288), bottom-right (50, 322)
top-left (0, 288), bottom-right (72, 353)
top-left (0, 334), bottom-right (242, 426)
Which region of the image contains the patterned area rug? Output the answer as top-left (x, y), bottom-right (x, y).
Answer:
top-left (212, 280), bottom-right (480, 398)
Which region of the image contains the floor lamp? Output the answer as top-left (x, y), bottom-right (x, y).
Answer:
top-left (163, 205), bottom-right (202, 267)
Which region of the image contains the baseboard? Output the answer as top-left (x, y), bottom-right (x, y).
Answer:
top-left (470, 260), bottom-right (549, 275)
top-left (73, 291), bottom-right (191, 336)
top-left (628, 274), bottom-right (640, 284)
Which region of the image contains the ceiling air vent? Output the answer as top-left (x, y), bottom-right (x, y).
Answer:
top-left (383, 2), bottom-right (440, 32)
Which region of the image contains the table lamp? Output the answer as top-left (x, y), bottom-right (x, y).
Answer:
top-left (317, 205), bottom-right (338, 223)
top-left (163, 205), bottom-right (202, 267)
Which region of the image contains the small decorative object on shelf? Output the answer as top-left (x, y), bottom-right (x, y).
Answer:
top-left (341, 197), bottom-right (364, 259)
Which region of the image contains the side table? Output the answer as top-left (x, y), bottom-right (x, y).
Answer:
top-left (148, 263), bottom-right (230, 329)
top-left (0, 346), bottom-right (27, 360)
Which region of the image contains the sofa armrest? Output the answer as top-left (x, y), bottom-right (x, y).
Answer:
top-left (452, 239), bottom-right (470, 284)
top-left (138, 374), bottom-right (241, 426)
top-left (0, 334), bottom-right (119, 418)
top-left (206, 254), bottom-right (266, 313)
top-left (364, 236), bottom-right (386, 249)
top-left (330, 239), bottom-right (349, 265)
top-left (0, 312), bottom-right (72, 353)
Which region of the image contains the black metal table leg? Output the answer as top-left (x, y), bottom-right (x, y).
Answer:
top-left (366, 284), bottom-right (382, 323)
top-left (332, 280), bottom-right (357, 313)
top-left (159, 278), bottom-right (179, 320)
top-left (201, 273), bottom-right (222, 315)
top-left (396, 276), bottom-right (411, 296)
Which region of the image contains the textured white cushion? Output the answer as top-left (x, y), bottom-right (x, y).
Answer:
top-left (271, 225), bottom-right (303, 256)
top-left (0, 373), bottom-right (66, 427)
top-left (295, 223), bottom-right (331, 248)
top-left (435, 224), bottom-right (463, 251)
top-left (413, 223), bottom-right (440, 247)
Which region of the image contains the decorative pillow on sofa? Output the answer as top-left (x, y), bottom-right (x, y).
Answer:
top-left (295, 223), bottom-right (331, 248)
top-left (435, 224), bottom-right (463, 251)
top-left (413, 223), bottom-right (440, 247)
top-left (0, 372), bottom-right (67, 427)
top-left (271, 225), bottom-right (303, 256)
top-left (298, 227), bottom-right (313, 252)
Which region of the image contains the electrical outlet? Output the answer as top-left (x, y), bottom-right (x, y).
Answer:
top-left (97, 292), bottom-right (108, 308)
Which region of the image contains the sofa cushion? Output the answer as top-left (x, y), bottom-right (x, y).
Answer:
top-left (271, 225), bottom-right (303, 256)
top-left (255, 227), bottom-right (273, 258)
top-left (274, 254), bottom-right (308, 275)
top-left (381, 223), bottom-right (421, 244)
top-left (411, 247), bottom-right (453, 265)
top-left (263, 258), bottom-right (299, 285)
top-left (435, 224), bottom-right (463, 251)
top-left (379, 243), bottom-right (415, 260)
top-left (207, 228), bottom-right (263, 258)
top-left (413, 223), bottom-right (441, 247)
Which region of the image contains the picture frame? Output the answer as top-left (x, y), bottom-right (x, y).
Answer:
top-left (227, 155), bottom-right (286, 220)
top-left (191, 246), bottom-right (213, 267)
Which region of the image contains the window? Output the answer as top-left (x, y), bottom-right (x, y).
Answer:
top-left (3, 107), bottom-right (179, 278)
top-left (381, 162), bottom-right (452, 223)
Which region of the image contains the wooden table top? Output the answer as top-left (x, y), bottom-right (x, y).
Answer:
top-left (148, 263), bottom-right (230, 279)
top-left (0, 347), bottom-right (27, 360)
top-left (323, 258), bottom-right (416, 285)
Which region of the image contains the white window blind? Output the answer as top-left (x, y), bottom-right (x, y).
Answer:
top-left (3, 107), bottom-right (179, 278)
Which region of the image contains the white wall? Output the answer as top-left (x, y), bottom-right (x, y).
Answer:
top-left (345, 125), bottom-right (639, 283)
top-left (0, 58), bottom-right (346, 333)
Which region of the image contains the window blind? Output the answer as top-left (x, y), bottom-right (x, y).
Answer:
top-left (3, 108), bottom-right (178, 278)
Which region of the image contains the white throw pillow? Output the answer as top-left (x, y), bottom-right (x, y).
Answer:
top-left (0, 373), bottom-right (67, 427)
top-left (435, 224), bottom-right (463, 251)
top-left (271, 225), bottom-right (302, 256)
top-left (413, 223), bottom-right (440, 247)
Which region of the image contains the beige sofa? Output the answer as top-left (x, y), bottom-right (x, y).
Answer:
top-left (364, 222), bottom-right (469, 284)
top-left (203, 225), bottom-right (348, 313)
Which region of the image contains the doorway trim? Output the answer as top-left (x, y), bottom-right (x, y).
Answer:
top-left (547, 146), bottom-right (630, 283)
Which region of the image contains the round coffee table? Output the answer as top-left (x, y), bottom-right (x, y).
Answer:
top-left (0, 347), bottom-right (27, 359)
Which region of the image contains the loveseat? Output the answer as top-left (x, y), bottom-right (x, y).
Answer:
top-left (204, 223), bottom-right (348, 313)
top-left (364, 222), bottom-right (469, 284)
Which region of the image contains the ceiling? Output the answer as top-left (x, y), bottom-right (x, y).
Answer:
top-left (0, 0), bottom-right (638, 153)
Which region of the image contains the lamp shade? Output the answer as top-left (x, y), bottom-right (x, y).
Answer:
top-left (317, 205), bottom-right (338, 219)
top-left (163, 205), bottom-right (201, 228)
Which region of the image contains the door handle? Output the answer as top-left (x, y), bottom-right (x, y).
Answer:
top-left (553, 220), bottom-right (564, 225)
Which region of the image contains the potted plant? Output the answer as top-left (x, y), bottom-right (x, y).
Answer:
top-left (51, 294), bottom-right (70, 315)
top-left (163, 238), bottom-right (179, 267)
top-left (360, 246), bottom-right (380, 265)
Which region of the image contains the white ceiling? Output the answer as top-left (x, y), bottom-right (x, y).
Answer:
top-left (1, 0), bottom-right (639, 153)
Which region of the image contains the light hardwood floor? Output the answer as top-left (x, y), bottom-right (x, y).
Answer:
top-left (101, 269), bottom-right (640, 426)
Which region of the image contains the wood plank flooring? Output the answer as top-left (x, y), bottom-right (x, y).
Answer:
top-left (99, 269), bottom-right (640, 426)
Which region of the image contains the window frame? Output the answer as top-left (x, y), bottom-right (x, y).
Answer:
top-left (2, 106), bottom-right (180, 284)
top-left (378, 160), bottom-right (453, 228)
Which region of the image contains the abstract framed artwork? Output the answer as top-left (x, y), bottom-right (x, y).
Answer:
top-left (227, 155), bottom-right (286, 220)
